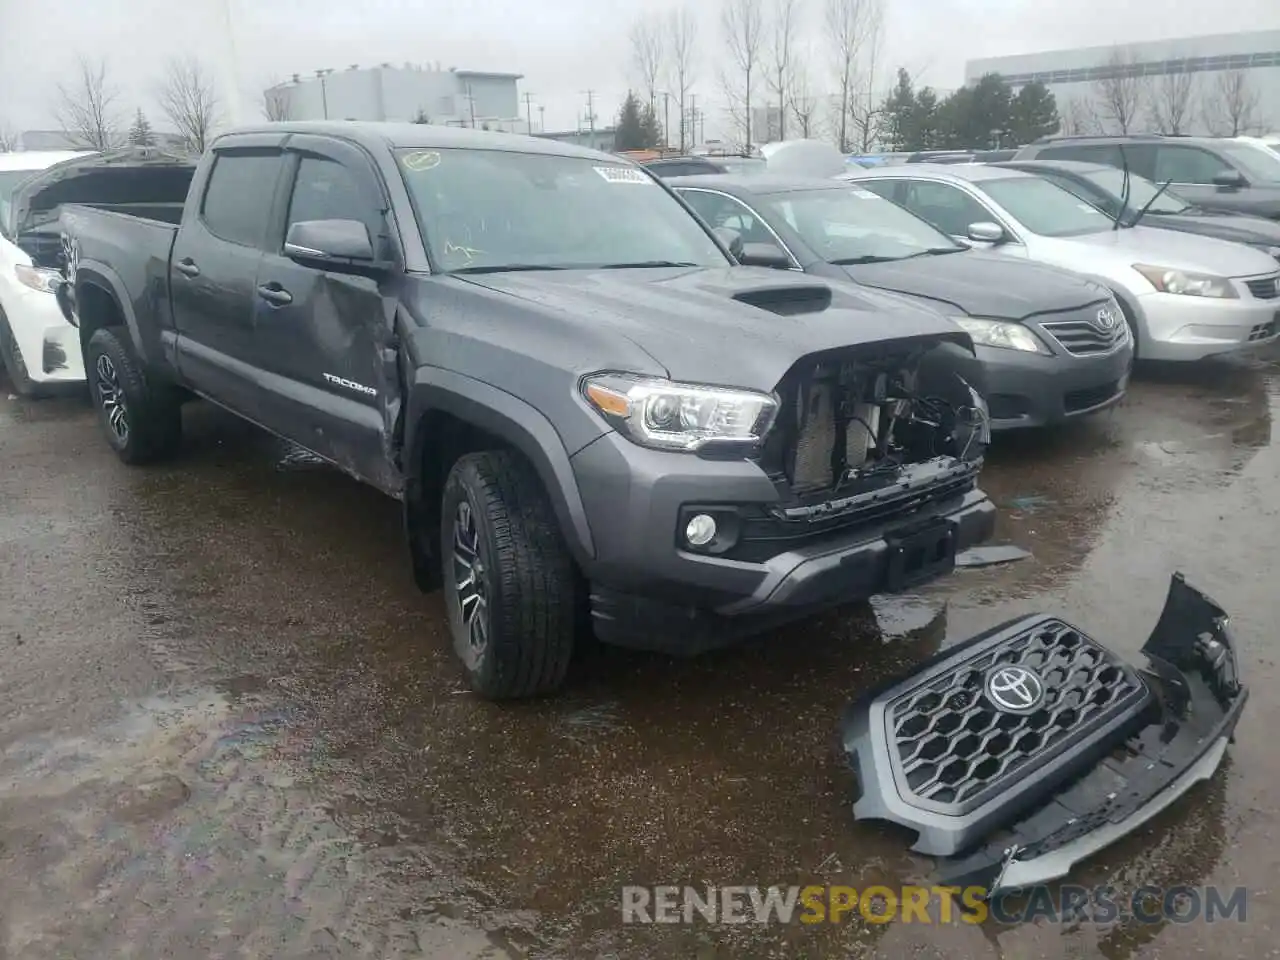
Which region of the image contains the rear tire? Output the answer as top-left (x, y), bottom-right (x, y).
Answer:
top-left (85, 326), bottom-right (182, 464)
top-left (440, 450), bottom-right (576, 699)
top-left (0, 310), bottom-right (51, 399)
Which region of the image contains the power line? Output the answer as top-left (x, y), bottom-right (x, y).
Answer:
top-left (583, 89), bottom-right (596, 134)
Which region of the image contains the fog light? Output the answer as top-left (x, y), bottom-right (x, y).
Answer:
top-left (685, 513), bottom-right (717, 547)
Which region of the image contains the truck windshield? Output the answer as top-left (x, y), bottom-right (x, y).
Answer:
top-left (979, 176), bottom-right (1115, 237)
top-left (395, 147), bottom-right (731, 272)
top-left (762, 186), bottom-right (963, 263)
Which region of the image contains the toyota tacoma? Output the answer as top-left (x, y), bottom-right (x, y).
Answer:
top-left (58, 122), bottom-right (995, 699)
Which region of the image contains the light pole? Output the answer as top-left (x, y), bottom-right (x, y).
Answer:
top-left (315, 68), bottom-right (333, 119)
top-left (662, 92), bottom-right (671, 151)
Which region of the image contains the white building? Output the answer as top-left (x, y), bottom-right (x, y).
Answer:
top-left (965, 30), bottom-right (1280, 137)
top-left (266, 63), bottom-right (528, 133)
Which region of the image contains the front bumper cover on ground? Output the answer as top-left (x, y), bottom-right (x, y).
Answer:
top-left (841, 573), bottom-right (1246, 897)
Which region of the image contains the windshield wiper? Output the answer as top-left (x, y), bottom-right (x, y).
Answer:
top-left (828, 254), bottom-right (904, 264)
top-left (1127, 179), bottom-right (1175, 229)
top-left (1115, 146), bottom-right (1131, 232)
top-left (450, 264), bottom-right (567, 274)
top-left (901, 247), bottom-right (966, 258)
top-left (594, 260), bottom-right (699, 269)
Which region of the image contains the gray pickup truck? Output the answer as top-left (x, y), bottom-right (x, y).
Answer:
top-left (58, 121), bottom-right (995, 699)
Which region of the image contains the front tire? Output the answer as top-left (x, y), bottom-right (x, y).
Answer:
top-left (440, 450), bottom-right (577, 699)
top-left (85, 326), bottom-right (182, 464)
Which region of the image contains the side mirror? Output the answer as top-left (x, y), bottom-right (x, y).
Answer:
top-left (284, 219), bottom-right (382, 271)
top-left (713, 226), bottom-right (745, 260)
top-left (1211, 169), bottom-right (1247, 189)
top-left (967, 221), bottom-right (1006, 244)
top-left (738, 241), bottom-right (792, 270)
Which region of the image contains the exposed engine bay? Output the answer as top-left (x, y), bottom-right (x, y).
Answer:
top-left (761, 341), bottom-right (990, 513)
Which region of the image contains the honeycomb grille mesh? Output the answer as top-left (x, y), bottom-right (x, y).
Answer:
top-left (889, 622), bottom-right (1143, 809)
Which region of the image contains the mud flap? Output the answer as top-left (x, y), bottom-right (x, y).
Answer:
top-left (841, 573), bottom-right (1246, 897)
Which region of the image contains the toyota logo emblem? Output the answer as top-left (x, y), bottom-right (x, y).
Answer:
top-left (985, 665), bottom-right (1045, 714)
top-left (1095, 307), bottom-right (1118, 331)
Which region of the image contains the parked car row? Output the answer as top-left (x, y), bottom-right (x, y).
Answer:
top-left (2, 125), bottom-right (1277, 702)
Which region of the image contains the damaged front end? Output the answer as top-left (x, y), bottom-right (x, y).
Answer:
top-left (841, 573), bottom-right (1246, 897)
top-left (733, 340), bottom-right (991, 584)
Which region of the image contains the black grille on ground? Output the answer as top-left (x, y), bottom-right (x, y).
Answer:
top-left (1245, 276), bottom-right (1279, 300)
top-left (887, 621), bottom-right (1145, 812)
top-left (1249, 316), bottom-right (1279, 342)
top-left (1040, 319), bottom-right (1126, 356)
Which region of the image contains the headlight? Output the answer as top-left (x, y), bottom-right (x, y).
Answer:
top-left (1132, 264), bottom-right (1237, 298)
top-left (951, 317), bottom-right (1048, 354)
top-left (582, 373), bottom-right (778, 452)
top-left (14, 263), bottom-right (61, 295)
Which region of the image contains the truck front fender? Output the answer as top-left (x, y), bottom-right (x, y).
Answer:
top-left (72, 261), bottom-right (148, 363)
top-left (405, 368), bottom-right (596, 566)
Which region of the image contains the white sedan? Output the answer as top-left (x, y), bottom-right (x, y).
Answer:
top-left (1, 150), bottom-right (94, 396)
top-left (843, 164), bottom-right (1280, 362)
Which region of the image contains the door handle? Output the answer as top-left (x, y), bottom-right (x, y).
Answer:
top-left (256, 283), bottom-right (293, 306)
top-left (174, 258), bottom-right (200, 278)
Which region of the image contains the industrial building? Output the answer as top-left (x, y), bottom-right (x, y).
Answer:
top-left (265, 62), bottom-right (528, 133)
top-left (965, 30), bottom-right (1280, 136)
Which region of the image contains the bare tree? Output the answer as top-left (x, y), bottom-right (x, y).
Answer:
top-left (847, 0), bottom-right (884, 152)
top-left (262, 80), bottom-right (293, 121)
top-left (1094, 47), bottom-right (1148, 135)
top-left (0, 122), bottom-right (17, 152)
top-left (157, 57), bottom-right (222, 154)
top-left (764, 0), bottom-right (802, 142)
top-left (54, 55), bottom-right (122, 150)
top-left (1147, 70), bottom-right (1196, 135)
top-left (666, 5), bottom-right (698, 152)
top-left (629, 13), bottom-right (665, 116)
top-left (1202, 70), bottom-right (1262, 137)
top-left (788, 57), bottom-right (821, 138)
top-left (824, 0), bottom-right (880, 152)
top-left (719, 0), bottom-right (765, 150)
top-left (1059, 96), bottom-right (1099, 137)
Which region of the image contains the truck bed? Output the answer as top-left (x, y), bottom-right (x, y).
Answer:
top-left (60, 203), bottom-right (181, 359)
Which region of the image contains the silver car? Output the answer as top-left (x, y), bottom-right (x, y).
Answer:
top-left (841, 164), bottom-right (1280, 361)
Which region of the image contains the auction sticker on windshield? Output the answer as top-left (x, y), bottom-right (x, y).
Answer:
top-left (402, 151), bottom-right (441, 171)
top-left (594, 166), bottom-right (653, 184)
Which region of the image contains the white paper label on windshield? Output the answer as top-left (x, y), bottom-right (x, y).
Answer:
top-left (850, 187), bottom-right (880, 199)
top-left (594, 165), bottom-right (653, 184)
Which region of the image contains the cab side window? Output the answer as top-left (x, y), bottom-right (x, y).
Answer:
top-left (1154, 145), bottom-right (1234, 184)
top-left (201, 150), bottom-right (283, 248)
top-left (899, 180), bottom-right (990, 237)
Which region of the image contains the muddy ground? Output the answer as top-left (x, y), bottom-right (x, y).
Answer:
top-left (2, 352), bottom-right (1278, 959)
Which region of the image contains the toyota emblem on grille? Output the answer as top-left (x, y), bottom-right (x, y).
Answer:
top-left (985, 665), bottom-right (1045, 713)
top-left (1095, 307), bottom-right (1119, 331)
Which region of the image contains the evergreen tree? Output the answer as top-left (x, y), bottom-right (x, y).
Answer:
top-left (615, 91), bottom-right (654, 151)
top-left (1008, 81), bottom-right (1060, 145)
top-left (127, 108), bottom-right (155, 147)
top-left (913, 88), bottom-right (941, 150)
top-left (881, 68), bottom-right (917, 152)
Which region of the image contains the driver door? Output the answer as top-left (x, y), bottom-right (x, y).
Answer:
top-left (251, 135), bottom-right (402, 492)
top-left (675, 188), bottom-right (796, 266)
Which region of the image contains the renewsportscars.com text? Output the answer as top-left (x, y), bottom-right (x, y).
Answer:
top-left (621, 884), bottom-right (1247, 925)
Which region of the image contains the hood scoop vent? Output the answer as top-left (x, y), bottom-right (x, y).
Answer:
top-left (731, 282), bottom-right (833, 316)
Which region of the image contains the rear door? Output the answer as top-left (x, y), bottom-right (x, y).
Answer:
top-left (170, 135), bottom-right (287, 421)
top-left (251, 134), bottom-right (401, 491)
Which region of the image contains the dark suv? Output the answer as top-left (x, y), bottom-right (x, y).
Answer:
top-left (1013, 134), bottom-right (1280, 220)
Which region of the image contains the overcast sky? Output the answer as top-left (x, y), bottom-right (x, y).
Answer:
top-left (1, 0), bottom-right (1278, 139)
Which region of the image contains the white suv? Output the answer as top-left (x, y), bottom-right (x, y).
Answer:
top-left (1, 150), bottom-right (94, 396)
